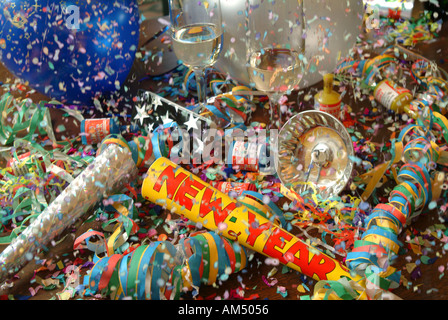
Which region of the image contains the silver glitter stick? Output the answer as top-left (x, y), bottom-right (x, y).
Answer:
top-left (0, 143), bottom-right (139, 285)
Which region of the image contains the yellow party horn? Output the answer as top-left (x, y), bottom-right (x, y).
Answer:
top-left (142, 157), bottom-right (365, 288)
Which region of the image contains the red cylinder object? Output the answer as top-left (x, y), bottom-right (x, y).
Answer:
top-left (6, 152), bottom-right (45, 176)
top-left (209, 181), bottom-right (257, 196)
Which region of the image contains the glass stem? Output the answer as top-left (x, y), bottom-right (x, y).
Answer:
top-left (268, 92), bottom-right (283, 129)
top-left (194, 67), bottom-right (207, 110)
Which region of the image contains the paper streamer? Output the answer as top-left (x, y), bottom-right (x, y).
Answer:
top-left (73, 194), bottom-right (140, 258)
top-left (0, 92), bottom-right (82, 147)
top-left (385, 17), bottom-right (441, 47)
top-left (184, 69), bottom-right (252, 126)
top-left (317, 106), bottom-right (447, 299)
top-left (336, 54), bottom-right (397, 88)
top-left (81, 230), bottom-right (247, 300)
top-left (314, 42), bottom-right (448, 299)
top-left (322, 119), bottom-right (443, 299)
top-left (141, 157), bottom-right (364, 286)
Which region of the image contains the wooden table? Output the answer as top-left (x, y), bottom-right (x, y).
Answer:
top-left (1, 13), bottom-right (448, 301)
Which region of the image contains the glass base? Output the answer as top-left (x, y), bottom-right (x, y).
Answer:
top-left (268, 92), bottom-right (283, 129)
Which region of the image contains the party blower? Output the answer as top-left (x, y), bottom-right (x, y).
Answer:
top-left (0, 135), bottom-right (154, 285)
top-left (141, 158), bottom-right (365, 292)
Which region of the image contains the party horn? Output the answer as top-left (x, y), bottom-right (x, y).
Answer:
top-left (0, 135), bottom-right (152, 285)
top-left (142, 157), bottom-right (364, 285)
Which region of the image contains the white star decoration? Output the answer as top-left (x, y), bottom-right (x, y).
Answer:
top-left (184, 113), bottom-right (199, 131)
top-left (146, 122), bottom-right (155, 133)
top-left (161, 110), bottom-right (173, 125)
top-left (134, 104), bottom-right (150, 126)
top-left (168, 100), bottom-right (179, 113)
top-left (151, 94), bottom-right (163, 111)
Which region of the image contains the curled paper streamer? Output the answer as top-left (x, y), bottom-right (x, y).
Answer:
top-left (313, 43), bottom-right (448, 299)
top-left (0, 142), bottom-right (139, 284)
top-left (335, 54), bottom-right (396, 87)
top-left (0, 93), bottom-right (51, 146)
top-left (0, 92), bottom-right (83, 147)
top-left (141, 157), bottom-right (364, 286)
top-left (386, 18), bottom-right (441, 47)
top-left (183, 70), bottom-right (254, 127)
top-left (316, 111), bottom-right (447, 300)
top-left (346, 124), bottom-right (436, 269)
top-left (73, 194), bottom-right (141, 258)
top-left (82, 230), bottom-right (247, 300)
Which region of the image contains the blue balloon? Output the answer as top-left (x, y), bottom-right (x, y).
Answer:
top-left (0, 1), bottom-right (140, 105)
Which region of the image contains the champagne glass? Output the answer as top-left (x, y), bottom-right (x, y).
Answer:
top-left (169, 0), bottom-right (223, 112)
top-left (246, 0), bottom-right (305, 128)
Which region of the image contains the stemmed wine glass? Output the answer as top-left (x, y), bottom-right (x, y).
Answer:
top-left (246, 0), bottom-right (305, 128)
top-left (169, 0), bottom-right (223, 113)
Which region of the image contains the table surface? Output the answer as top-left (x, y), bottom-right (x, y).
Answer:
top-left (1, 12), bottom-right (448, 301)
